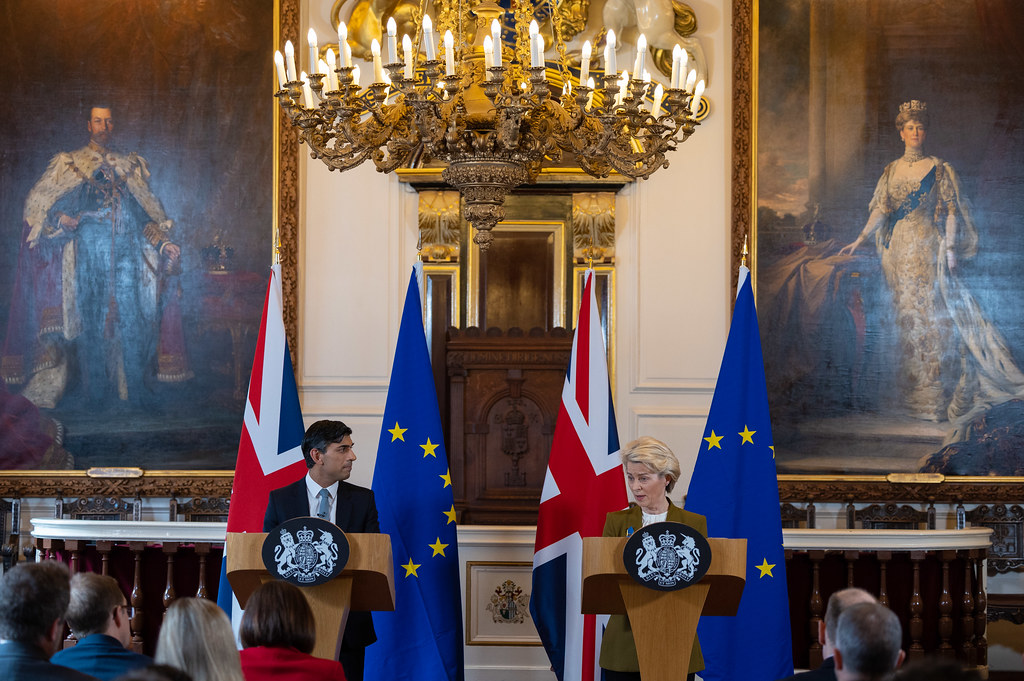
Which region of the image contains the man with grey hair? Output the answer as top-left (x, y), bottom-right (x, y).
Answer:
top-left (51, 572), bottom-right (151, 680)
top-left (833, 602), bottom-right (905, 681)
top-left (0, 561), bottom-right (99, 681)
top-left (777, 587), bottom-right (877, 681)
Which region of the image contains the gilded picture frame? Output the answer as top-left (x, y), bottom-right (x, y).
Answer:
top-left (465, 561), bottom-right (542, 646)
top-left (0, 0), bottom-right (299, 496)
top-left (732, 0), bottom-right (1024, 503)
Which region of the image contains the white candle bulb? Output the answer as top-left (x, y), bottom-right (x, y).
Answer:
top-left (338, 21), bottom-right (348, 48)
top-left (343, 42), bottom-right (352, 68)
top-left (300, 72), bottom-right (314, 108)
top-left (325, 50), bottom-right (338, 91)
top-left (351, 64), bottom-right (361, 87)
top-left (444, 31), bottom-right (455, 76)
top-left (685, 68), bottom-right (696, 92)
top-left (606, 29), bottom-right (617, 76)
top-left (529, 20), bottom-right (540, 67)
top-left (690, 79), bottom-right (705, 115)
top-left (371, 39), bottom-right (384, 83)
top-left (580, 40), bottom-right (591, 87)
top-left (403, 34), bottom-right (414, 79)
top-left (539, 34), bottom-right (546, 72)
top-left (307, 29), bottom-right (319, 75)
top-left (633, 34), bottom-right (646, 83)
top-left (423, 15), bottom-right (436, 61)
top-left (284, 40), bottom-right (297, 82)
top-left (671, 44), bottom-right (681, 89)
top-left (491, 19), bottom-right (502, 67)
top-left (651, 83), bottom-right (664, 117)
top-left (386, 17), bottom-right (398, 63)
top-left (317, 58), bottom-right (328, 78)
top-left (483, 36), bottom-right (493, 71)
top-left (274, 51), bottom-right (287, 89)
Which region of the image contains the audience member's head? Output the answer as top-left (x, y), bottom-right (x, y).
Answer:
top-left (0, 560), bottom-right (71, 652)
top-left (114, 665), bottom-right (194, 681)
top-left (822, 588), bottom-right (878, 656)
top-left (239, 579), bottom-right (316, 654)
top-left (885, 658), bottom-right (982, 681)
top-left (154, 598), bottom-right (244, 681)
top-left (834, 602), bottom-right (904, 681)
top-left (67, 571), bottom-right (132, 646)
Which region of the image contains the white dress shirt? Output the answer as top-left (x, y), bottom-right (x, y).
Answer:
top-left (304, 472), bottom-right (340, 524)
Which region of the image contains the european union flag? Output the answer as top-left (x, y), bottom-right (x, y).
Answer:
top-left (364, 265), bottom-right (464, 681)
top-left (684, 266), bottom-right (793, 681)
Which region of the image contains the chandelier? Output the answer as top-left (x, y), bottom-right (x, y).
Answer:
top-left (273, 0), bottom-right (705, 249)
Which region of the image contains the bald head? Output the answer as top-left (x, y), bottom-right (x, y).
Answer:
top-left (823, 588), bottom-right (877, 653)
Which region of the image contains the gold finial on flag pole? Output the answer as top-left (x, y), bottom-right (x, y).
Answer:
top-left (741, 234), bottom-right (749, 268)
top-left (417, 229), bottom-right (423, 262)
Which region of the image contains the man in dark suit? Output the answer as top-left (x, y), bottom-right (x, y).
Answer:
top-left (51, 572), bottom-right (151, 680)
top-left (0, 561), bottom-right (100, 681)
top-left (263, 419), bottom-right (379, 681)
top-left (777, 588), bottom-right (877, 681)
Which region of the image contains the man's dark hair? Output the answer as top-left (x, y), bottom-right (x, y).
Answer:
top-left (835, 602), bottom-right (902, 680)
top-left (239, 579), bottom-right (316, 653)
top-left (824, 588), bottom-right (876, 646)
top-left (0, 561), bottom-right (71, 642)
top-left (66, 571), bottom-right (126, 637)
top-left (301, 420), bottom-right (352, 468)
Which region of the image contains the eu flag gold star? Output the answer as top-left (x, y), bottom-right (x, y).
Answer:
top-left (769, 445), bottom-right (776, 459)
top-left (388, 422), bottom-right (407, 442)
top-left (440, 468), bottom-right (452, 487)
top-left (402, 558), bottom-right (421, 577)
top-left (756, 558), bottom-right (776, 578)
top-left (739, 426), bottom-right (756, 444)
top-left (704, 431), bottom-right (723, 450)
top-left (443, 505), bottom-right (457, 525)
top-left (429, 537), bottom-right (449, 557)
top-left (421, 437), bottom-right (440, 458)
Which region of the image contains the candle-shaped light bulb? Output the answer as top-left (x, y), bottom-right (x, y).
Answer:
top-left (606, 29), bottom-right (617, 76)
top-left (274, 51), bottom-right (287, 90)
top-left (338, 21), bottom-right (348, 48)
top-left (351, 64), bottom-right (361, 87)
top-left (307, 29), bottom-right (319, 74)
top-left (690, 79), bottom-right (705, 115)
top-left (670, 44), bottom-right (681, 89)
top-left (325, 49), bottom-right (338, 91)
top-left (685, 68), bottom-right (697, 92)
top-left (586, 77), bottom-right (595, 110)
top-left (529, 20), bottom-right (540, 67)
top-left (284, 40), bottom-right (297, 82)
top-left (371, 39), bottom-right (384, 83)
top-left (615, 70), bottom-right (628, 106)
top-left (423, 15), bottom-right (436, 61)
top-left (300, 72), bottom-right (314, 108)
top-left (317, 58), bottom-right (328, 78)
top-left (580, 40), bottom-right (591, 86)
top-left (633, 34), bottom-right (646, 82)
top-left (538, 34), bottom-right (545, 73)
top-left (491, 19), bottom-right (502, 67)
top-left (651, 83), bottom-right (664, 117)
top-left (386, 17), bottom-right (398, 63)
top-left (343, 42), bottom-right (353, 68)
top-left (402, 34), bottom-right (413, 78)
top-left (483, 35), bottom-right (493, 71)
top-left (444, 30), bottom-right (455, 76)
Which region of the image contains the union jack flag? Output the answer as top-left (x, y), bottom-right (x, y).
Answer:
top-left (217, 264), bottom-right (306, 615)
top-left (529, 270), bottom-right (627, 681)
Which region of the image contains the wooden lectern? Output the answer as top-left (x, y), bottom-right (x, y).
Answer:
top-left (582, 536), bottom-right (746, 681)
top-left (225, 532), bottom-right (395, 660)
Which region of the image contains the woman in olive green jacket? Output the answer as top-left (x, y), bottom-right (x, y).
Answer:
top-left (599, 436), bottom-right (708, 681)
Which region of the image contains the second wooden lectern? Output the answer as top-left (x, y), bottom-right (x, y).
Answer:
top-left (582, 536), bottom-right (746, 681)
top-left (225, 531), bottom-right (395, 660)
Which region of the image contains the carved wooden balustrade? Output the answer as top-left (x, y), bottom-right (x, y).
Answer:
top-left (31, 519), bottom-right (226, 655)
top-left (784, 529), bottom-right (991, 672)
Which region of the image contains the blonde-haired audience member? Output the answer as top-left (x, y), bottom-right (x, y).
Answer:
top-left (154, 598), bottom-right (244, 681)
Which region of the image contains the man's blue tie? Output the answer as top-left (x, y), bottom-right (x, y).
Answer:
top-left (316, 488), bottom-right (330, 520)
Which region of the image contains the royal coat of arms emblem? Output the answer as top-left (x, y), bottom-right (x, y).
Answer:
top-left (262, 516), bottom-right (349, 587)
top-left (622, 521), bottom-right (712, 591)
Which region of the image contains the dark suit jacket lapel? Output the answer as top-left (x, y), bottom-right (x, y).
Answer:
top-left (335, 482), bottom-right (353, 530)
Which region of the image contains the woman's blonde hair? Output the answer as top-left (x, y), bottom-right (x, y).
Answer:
top-left (620, 436), bottom-right (682, 493)
top-left (155, 598), bottom-right (244, 681)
